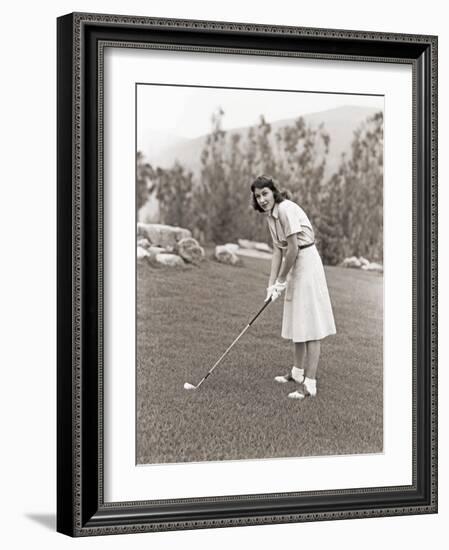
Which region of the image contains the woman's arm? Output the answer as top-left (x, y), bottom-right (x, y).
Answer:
top-left (268, 246), bottom-right (282, 287)
top-left (276, 234), bottom-right (298, 283)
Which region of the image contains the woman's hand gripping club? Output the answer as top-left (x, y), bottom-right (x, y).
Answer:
top-left (265, 280), bottom-right (287, 302)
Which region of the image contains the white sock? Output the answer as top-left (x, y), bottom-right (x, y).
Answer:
top-left (304, 377), bottom-right (317, 396)
top-left (291, 366), bottom-right (305, 383)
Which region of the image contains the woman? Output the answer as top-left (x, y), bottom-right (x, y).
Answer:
top-left (250, 175), bottom-right (336, 399)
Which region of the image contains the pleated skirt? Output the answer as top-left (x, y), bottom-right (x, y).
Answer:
top-left (282, 245), bottom-right (336, 343)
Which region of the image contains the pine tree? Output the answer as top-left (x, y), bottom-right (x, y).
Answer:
top-left (153, 162), bottom-right (195, 231)
top-left (136, 151), bottom-right (155, 210)
top-left (339, 111), bottom-right (383, 262)
top-left (317, 168), bottom-right (347, 264)
top-left (197, 107), bottom-right (233, 244)
top-left (275, 118), bottom-right (330, 228)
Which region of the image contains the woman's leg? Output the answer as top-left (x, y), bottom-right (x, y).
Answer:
top-left (304, 340), bottom-right (320, 379)
top-left (289, 341), bottom-right (306, 382)
top-left (288, 340), bottom-right (321, 398)
top-left (302, 340), bottom-right (320, 395)
top-left (275, 342), bottom-right (306, 383)
top-left (294, 342), bottom-right (306, 371)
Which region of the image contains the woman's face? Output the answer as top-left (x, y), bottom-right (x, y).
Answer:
top-left (254, 187), bottom-right (275, 212)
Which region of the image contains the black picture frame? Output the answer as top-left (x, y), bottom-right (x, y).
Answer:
top-left (57, 12), bottom-right (438, 537)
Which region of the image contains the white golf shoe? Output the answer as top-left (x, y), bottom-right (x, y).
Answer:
top-left (274, 374), bottom-right (293, 383)
top-left (274, 366), bottom-right (304, 384)
top-left (288, 377), bottom-right (317, 399)
top-left (303, 377), bottom-right (317, 396)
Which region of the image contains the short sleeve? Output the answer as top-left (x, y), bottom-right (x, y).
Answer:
top-left (278, 201), bottom-right (303, 238)
top-left (267, 221), bottom-right (282, 249)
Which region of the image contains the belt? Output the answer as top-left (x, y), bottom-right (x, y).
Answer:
top-left (299, 242), bottom-right (315, 250)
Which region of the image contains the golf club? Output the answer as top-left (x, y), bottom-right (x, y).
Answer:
top-left (184, 296), bottom-right (273, 390)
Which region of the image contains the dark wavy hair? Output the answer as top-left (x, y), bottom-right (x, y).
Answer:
top-left (250, 175), bottom-right (291, 212)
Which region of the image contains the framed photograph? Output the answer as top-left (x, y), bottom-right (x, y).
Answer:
top-left (57, 12), bottom-right (437, 536)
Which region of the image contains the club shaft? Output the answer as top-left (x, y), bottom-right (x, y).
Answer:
top-left (194, 298), bottom-right (273, 389)
top-left (248, 297), bottom-right (272, 325)
top-left (210, 324), bottom-right (250, 370)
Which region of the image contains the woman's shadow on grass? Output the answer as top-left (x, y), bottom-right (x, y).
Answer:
top-left (25, 513), bottom-right (56, 531)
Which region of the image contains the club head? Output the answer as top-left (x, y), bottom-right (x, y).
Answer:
top-left (183, 382), bottom-right (196, 390)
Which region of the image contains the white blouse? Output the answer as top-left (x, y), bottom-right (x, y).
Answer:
top-left (267, 200), bottom-right (315, 250)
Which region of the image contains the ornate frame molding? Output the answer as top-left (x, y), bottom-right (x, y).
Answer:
top-left (57, 12), bottom-right (437, 537)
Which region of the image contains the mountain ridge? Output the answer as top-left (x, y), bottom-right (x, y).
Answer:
top-left (139, 104), bottom-right (382, 181)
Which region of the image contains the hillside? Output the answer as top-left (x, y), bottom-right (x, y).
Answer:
top-left (139, 104), bottom-right (382, 181)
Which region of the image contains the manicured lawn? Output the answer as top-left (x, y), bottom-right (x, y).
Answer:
top-left (136, 254), bottom-right (383, 464)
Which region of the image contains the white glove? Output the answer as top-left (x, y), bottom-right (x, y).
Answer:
top-left (265, 285), bottom-right (274, 302)
top-left (266, 280), bottom-right (287, 302)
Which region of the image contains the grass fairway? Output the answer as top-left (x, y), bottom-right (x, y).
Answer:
top-left (137, 255), bottom-right (383, 464)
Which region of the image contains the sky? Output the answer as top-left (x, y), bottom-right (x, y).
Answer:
top-left (137, 84), bottom-right (384, 144)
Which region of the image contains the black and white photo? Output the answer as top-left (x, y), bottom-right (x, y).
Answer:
top-left (136, 85), bottom-right (384, 465)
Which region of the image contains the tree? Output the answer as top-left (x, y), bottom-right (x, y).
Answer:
top-left (196, 107), bottom-right (235, 244)
top-left (275, 118), bottom-right (330, 228)
top-left (194, 110), bottom-right (332, 245)
top-left (153, 162), bottom-right (195, 230)
top-left (339, 111), bottom-right (383, 261)
top-left (239, 117), bottom-right (278, 242)
top-left (317, 167), bottom-right (348, 265)
top-left (319, 111), bottom-right (384, 264)
top-left (250, 115), bottom-right (278, 177)
top-left (136, 151), bottom-right (155, 210)
top-left (222, 121), bottom-right (270, 243)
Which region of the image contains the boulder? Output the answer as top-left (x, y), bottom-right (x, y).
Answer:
top-left (341, 256), bottom-right (383, 272)
top-left (215, 245), bottom-right (242, 266)
top-left (223, 243), bottom-right (239, 253)
top-left (137, 223), bottom-right (192, 249)
top-left (255, 242), bottom-right (273, 253)
top-left (154, 253), bottom-right (185, 268)
top-left (137, 246), bottom-right (150, 261)
top-left (238, 239), bottom-right (272, 252)
top-left (175, 238), bottom-right (205, 264)
top-left (342, 256), bottom-right (362, 268)
top-left (362, 262), bottom-right (383, 273)
top-left (147, 245), bottom-right (167, 257)
top-left (137, 237), bottom-right (151, 250)
top-left (238, 239), bottom-right (256, 249)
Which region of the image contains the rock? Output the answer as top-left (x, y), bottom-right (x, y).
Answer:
top-left (341, 256), bottom-right (382, 272)
top-left (137, 223), bottom-right (191, 249)
top-left (215, 245), bottom-right (242, 266)
top-left (137, 237), bottom-right (151, 250)
top-left (238, 239), bottom-right (272, 252)
top-left (362, 262), bottom-right (383, 273)
top-left (137, 246), bottom-right (150, 261)
top-left (176, 238), bottom-right (205, 264)
top-left (255, 242), bottom-right (273, 253)
top-left (238, 239), bottom-right (256, 249)
top-left (154, 253), bottom-right (185, 268)
top-left (342, 256), bottom-right (362, 268)
top-left (146, 246), bottom-right (167, 260)
top-left (223, 243), bottom-right (239, 253)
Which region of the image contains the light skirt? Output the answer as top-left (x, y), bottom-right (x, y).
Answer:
top-left (282, 245), bottom-right (336, 343)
